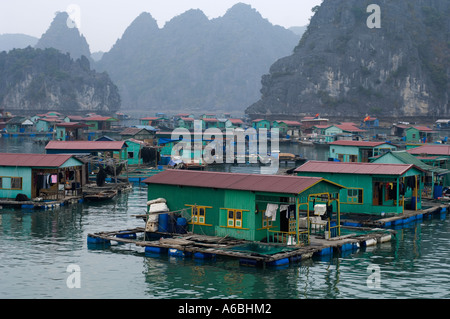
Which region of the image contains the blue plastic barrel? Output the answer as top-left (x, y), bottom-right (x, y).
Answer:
top-left (158, 214), bottom-right (169, 232)
top-left (176, 217), bottom-right (187, 234)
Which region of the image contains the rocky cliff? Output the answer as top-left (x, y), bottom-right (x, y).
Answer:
top-left (95, 3), bottom-right (300, 112)
top-left (0, 47), bottom-right (120, 114)
top-left (246, 0), bottom-right (450, 120)
top-left (35, 11), bottom-right (91, 61)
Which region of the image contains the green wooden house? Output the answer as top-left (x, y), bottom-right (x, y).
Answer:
top-left (405, 126), bottom-right (436, 144)
top-left (202, 118), bottom-right (219, 129)
top-left (55, 122), bottom-right (89, 141)
top-left (295, 161), bottom-right (425, 215)
top-left (371, 150), bottom-right (449, 199)
top-left (329, 140), bottom-right (397, 162)
top-left (119, 127), bottom-right (156, 142)
top-left (5, 117), bottom-right (34, 133)
top-left (139, 117), bottom-right (165, 127)
top-left (272, 120), bottom-right (301, 136)
top-left (252, 119), bottom-right (271, 130)
top-left (407, 144), bottom-right (450, 187)
top-left (45, 140), bottom-right (128, 161)
top-left (36, 118), bottom-right (61, 132)
top-left (225, 119), bottom-right (245, 129)
top-left (0, 153), bottom-right (84, 200)
top-left (144, 170), bottom-right (345, 244)
top-left (177, 117), bottom-right (195, 130)
top-left (83, 116), bottom-right (117, 131)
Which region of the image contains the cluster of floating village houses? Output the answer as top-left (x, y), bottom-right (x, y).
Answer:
top-left (1, 110), bottom-right (450, 267)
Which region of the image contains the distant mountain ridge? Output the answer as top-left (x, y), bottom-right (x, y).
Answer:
top-left (95, 3), bottom-right (300, 112)
top-left (246, 0), bottom-right (450, 119)
top-left (0, 47), bottom-right (120, 114)
top-left (0, 34), bottom-right (38, 52)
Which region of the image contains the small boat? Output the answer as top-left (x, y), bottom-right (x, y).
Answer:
top-left (83, 189), bottom-right (118, 202)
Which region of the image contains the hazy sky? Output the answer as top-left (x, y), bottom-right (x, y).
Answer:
top-left (0, 0), bottom-right (322, 52)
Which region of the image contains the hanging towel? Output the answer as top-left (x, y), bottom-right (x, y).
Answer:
top-left (265, 203), bottom-right (278, 221)
top-left (51, 175), bottom-right (57, 184)
top-left (280, 205), bottom-right (289, 218)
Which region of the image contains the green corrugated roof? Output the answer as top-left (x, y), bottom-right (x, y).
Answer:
top-left (384, 151), bottom-right (449, 175)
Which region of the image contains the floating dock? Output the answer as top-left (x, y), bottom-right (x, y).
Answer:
top-left (341, 200), bottom-right (449, 228)
top-left (87, 225), bottom-right (395, 268)
top-left (0, 195), bottom-right (83, 210)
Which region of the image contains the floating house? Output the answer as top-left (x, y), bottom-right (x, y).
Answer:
top-left (125, 139), bottom-right (160, 166)
top-left (361, 116), bottom-right (379, 128)
top-left (139, 117), bottom-right (165, 127)
top-left (301, 116), bottom-right (329, 133)
top-left (295, 161), bottom-right (425, 215)
top-left (36, 117), bottom-right (61, 132)
top-left (119, 127), bottom-right (156, 143)
top-left (45, 140), bottom-right (128, 160)
top-left (4, 116), bottom-right (34, 133)
top-left (435, 119), bottom-right (450, 130)
top-left (371, 150), bottom-right (449, 199)
top-left (83, 116), bottom-right (117, 131)
top-left (313, 124), bottom-right (366, 143)
top-left (329, 140), bottom-right (397, 162)
top-left (55, 122), bottom-right (89, 141)
top-left (225, 119), bottom-right (245, 129)
top-left (252, 119), bottom-right (271, 130)
top-left (202, 118), bottom-right (219, 129)
top-left (407, 144), bottom-right (450, 186)
top-left (0, 153), bottom-right (84, 201)
top-left (177, 117), bottom-right (195, 130)
top-left (272, 120), bottom-right (302, 137)
top-left (405, 126), bottom-right (436, 144)
top-left (143, 170), bottom-right (345, 243)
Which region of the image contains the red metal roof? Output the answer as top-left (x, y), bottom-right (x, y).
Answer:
top-left (202, 118), bottom-right (218, 122)
top-left (143, 170), bottom-right (333, 195)
top-left (45, 140), bottom-right (127, 151)
top-left (0, 153), bottom-right (79, 167)
top-left (335, 124), bottom-right (366, 132)
top-left (83, 116), bottom-right (115, 121)
top-left (274, 120), bottom-right (302, 126)
top-left (407, 145), bottom-right (450, 156)
top-left (295, 161), bottom-right (417, 175)
top-left (410, 126), bottom-right (433, 131)
top-left (229, 119), bottom-right (244, 124)
top-left (329, 140), bottom-right (389, 147)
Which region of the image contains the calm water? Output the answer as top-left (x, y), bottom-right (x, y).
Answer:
top-left (0, 136), bottom-right (449, 299)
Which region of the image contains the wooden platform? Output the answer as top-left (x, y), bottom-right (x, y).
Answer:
top-left (87, 226), bottom-right (395, 268)
top-left (340, 200), bottom-right (449, 228)
top-left (0, 195), bottom-right (83, 210)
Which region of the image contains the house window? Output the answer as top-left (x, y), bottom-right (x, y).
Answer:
top-left (0, 177), bottom-right (22, 190)
top-left (227, 209), bottom-right (243, 228)
top-left (128, 151), bottom-right (134, 159)
top-left (11, 177), bottom-right (22, 190)
top-left (192, 206), bottom-right (206, 225)
top-left (347, 188), bottom-right (363, 203)
top-left (262, 211), bottom-right (273, 229)
top-left (349, 155), bottom-right (358, 162)
top-left (337, 154), bottom-right (345, 162)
